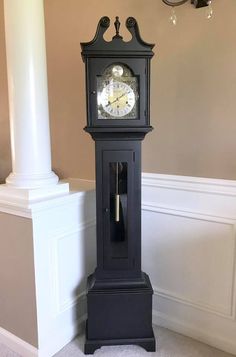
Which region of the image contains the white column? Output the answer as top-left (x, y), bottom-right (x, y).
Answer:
top-left (3, 0), bottom-right (58, 189)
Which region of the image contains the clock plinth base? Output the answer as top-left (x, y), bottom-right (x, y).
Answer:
top-left (84, 332), bottom-right (156, 355)
top-left (84, 272), bottom-right (156, 354)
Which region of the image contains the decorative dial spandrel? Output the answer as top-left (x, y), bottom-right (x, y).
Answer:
top-left (97, 63), bottom-right (139, 120)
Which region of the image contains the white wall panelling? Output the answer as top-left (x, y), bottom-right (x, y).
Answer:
top-left (0, 180), bottom-right (96, 357)
top-left (32, 182), bottom-right (96, 357)
top-left (2, 174), bottom-right (236, 356)
top-left (50, 221), bottom-right (95, 316)
top-left (142, 173), bottom-right (236, 355)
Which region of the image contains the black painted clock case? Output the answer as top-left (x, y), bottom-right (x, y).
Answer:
top-left (81, 16), bottom-right (156, 354)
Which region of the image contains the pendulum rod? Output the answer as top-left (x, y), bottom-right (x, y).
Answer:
top-left (115, 162), bottom-right (120, 222)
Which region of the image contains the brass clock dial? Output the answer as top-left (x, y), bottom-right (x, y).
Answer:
top-left (100, 81), bottom-right (135, 118)
top-left (97, 63), bottom-right (138, 120)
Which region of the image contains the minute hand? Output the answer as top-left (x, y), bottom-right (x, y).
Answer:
top-left (107, 91), bottom-right (131, 106)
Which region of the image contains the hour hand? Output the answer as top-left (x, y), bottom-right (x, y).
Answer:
top-left (106, 98), bottom-right (118, 106)
top-left (105, 100), bottom-right (112, 107)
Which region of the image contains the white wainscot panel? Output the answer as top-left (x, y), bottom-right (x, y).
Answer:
top-left (31, 182), bottom-right (96, 357)
top-left (142, 209), bottom-right (235, 317)
top-left (141, 173), bottom-right (236, 355)
top-left (53, 223), bottom-right (96, 315)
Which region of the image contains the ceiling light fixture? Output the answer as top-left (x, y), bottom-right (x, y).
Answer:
top-left (162, 0), bottom-right (213, 25)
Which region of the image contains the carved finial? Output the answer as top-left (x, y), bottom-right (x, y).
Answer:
top-left (114, 16), bottom-right (120, 35)
top-left (113, 16), bottom-right (123, 39)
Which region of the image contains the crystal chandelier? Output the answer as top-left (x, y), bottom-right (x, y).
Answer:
top-left (162, 0), bottom-right (213, 25)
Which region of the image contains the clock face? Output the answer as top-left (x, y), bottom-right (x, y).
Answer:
top-left (100, 81), bottom-right (135, 118)
top-left (97, 63), bottom-right (138, 120)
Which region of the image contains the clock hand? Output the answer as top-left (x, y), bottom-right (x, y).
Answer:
top-left (106, 91), bottom-right (131, 107)
top-left (117, 91), bottom-right (130, 101)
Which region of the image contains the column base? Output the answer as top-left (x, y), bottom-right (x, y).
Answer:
top-left (6, 171), bottom-right (59, 188)
top-left (0, 178), bottom-right (95, 218)
top-left (0, 181), bottom-right (69, 208)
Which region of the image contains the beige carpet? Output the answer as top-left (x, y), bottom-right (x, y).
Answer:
top-left (54, 327), bottom-right (235, 357)
top-left (1, 327), bottom-right (235, 357)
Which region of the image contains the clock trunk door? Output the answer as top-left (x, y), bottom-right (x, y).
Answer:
top-left (102, 150), bottom-right (136, 272)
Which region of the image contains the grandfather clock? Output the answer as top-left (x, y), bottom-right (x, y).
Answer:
top-left (81, 16), bottom-right (155, 354)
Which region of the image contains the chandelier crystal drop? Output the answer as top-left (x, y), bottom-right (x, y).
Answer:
top-left (205, 1), bottom-right (213, 19)
top-left (169, 7), bottom-right (177, 25)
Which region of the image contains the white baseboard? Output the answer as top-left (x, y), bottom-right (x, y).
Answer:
top-left (2, 311), bottom-right (236, 357)
top-left (0, 315), bottom-right (87, 357)
top-left (37, 314), bottom-right (87, 357)
top-left (0, 327), bottom-right (38, 357)
top-left (153, 311), bottom-right (236, 356)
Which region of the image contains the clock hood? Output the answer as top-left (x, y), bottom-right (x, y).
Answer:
top-left (81, 16), bottom-right (155, 60)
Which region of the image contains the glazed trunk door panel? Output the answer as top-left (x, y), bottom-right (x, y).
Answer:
top-left (102, 150), bottom-right (134, 271)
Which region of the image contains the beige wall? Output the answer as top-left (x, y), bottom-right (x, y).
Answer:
top-left (1, 0), bottom-right (236, 181)
top-left (0, 213), bottom-right (38, 347)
